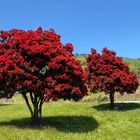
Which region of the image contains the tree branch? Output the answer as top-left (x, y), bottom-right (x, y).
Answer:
top-left (42, 96), bottom-right (47, 104)
top-left (38, 94), bottom-right (45, 118)
top-left (30, 92), bottom-right (34, 104)
top-left (22, 93), bottom-right (33, 116)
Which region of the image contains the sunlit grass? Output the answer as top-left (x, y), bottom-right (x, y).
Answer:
top-left (0, 95), bottom-right (140, 140)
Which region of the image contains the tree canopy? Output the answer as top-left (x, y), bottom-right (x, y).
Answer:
top-left (0, 27), bottom-right (87, 124)
top-left (86, 48), bottom-right (139, 108)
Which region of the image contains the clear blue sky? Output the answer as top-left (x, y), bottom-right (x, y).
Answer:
top-left (1, 0), bottom-right (140, 58)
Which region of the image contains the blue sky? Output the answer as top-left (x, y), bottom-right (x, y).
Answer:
top-left (1, 0), bottom-right (140, 58)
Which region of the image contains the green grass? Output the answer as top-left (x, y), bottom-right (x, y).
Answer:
top-left (1, 95), bottom-right (140, 140)
top-left (123, 57), bottom-right (140, 78)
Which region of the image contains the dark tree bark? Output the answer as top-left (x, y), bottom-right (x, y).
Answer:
top-left (22, 93), bottom-right (33, 116)
top-left (109, 92), bottom-right (115, 109)
top-left (22, 93), bottom-right (44, 125)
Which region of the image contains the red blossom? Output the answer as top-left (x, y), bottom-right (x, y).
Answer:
top-left (64, 43), bottom-right (74, 53)
top-left (0, 27), bottom-right (87, 101)
top-left (86, 47), bottom-right (139, 94)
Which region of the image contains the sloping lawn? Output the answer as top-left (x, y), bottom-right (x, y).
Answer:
top-left (0, 96), bottom-right (140, 140)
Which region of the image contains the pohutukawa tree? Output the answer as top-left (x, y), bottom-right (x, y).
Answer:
top-left (86, 47), bottom-right (139, 109)
top-left (0, 27), bottom-right (87, 124)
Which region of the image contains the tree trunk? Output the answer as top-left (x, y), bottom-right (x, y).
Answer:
top-left (109, 92), bottom-right (115, 109)
top-left (22, 93), bottom-right (43, 126)
top-left (31, 95), bottom-right (43, 125)
top-left (31, 106), bottom-right (42, 125)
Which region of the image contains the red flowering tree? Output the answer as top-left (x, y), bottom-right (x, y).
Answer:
top-left (0, 27), bottom-right (87, 124)
top-left (86, 47), bottom-right (139, 109)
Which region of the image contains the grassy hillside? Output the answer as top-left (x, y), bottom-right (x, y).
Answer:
top-left (74, 54), bottom-right (87, 67)
top-left (74, 54), bottom-right (140, 78)
top-left (1, 95), bottom-right (140, 140)
top-left (123, 57), bottom-right (140, 78)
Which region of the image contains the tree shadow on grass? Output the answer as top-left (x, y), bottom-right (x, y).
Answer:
top-left (0, 104), bottom-right (13, 106)
top-left (0, 115), bottom-right (98, 133)
top-left (93, 102), bottom-right (140, 111)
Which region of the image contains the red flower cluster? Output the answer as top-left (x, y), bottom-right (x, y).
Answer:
top-left (0, 27), bottom-right (87, 101)
top-left (64, 43), bottom-right (74, 53)
top-left (86, 47), bottom-right (139, 94)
